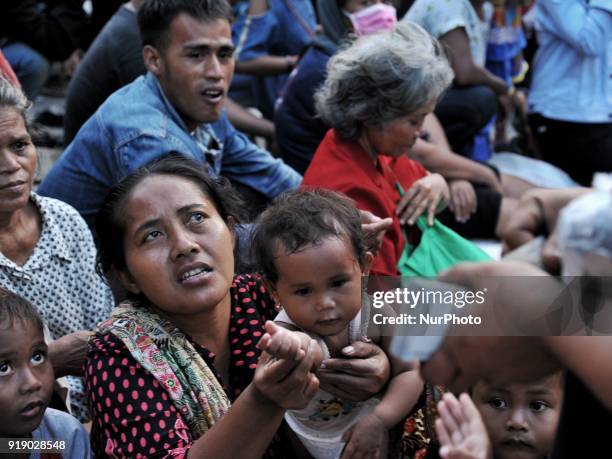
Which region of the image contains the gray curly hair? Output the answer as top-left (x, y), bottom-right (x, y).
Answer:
top-left (315, 21), bottom-right (453, 141)
top-left (0, 76), bottom-right (30, 122)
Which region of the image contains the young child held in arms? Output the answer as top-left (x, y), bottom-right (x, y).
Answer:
top-left (0, 289), bottom-right (91, 458)
top-left (436, 373), bottom-right (563, 459)
top-left (252, 189), bottom-right (423, 458)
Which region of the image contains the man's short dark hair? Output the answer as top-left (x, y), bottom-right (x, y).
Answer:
top-left (138, 0), bottom-right (232, 51)
top-left (0, 288), bottom-right (44, 333)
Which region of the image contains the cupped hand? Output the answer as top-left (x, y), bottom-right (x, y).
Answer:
top-left (318, 341), bottom-right (390, 402)
top-left (257, 321), bottom-right (306, 361)
top-left (258, 321), bottom-right (323, 371)
top-left (253, 340), bottom-right (320, 410)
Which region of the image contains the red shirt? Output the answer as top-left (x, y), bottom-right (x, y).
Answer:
top-left (302, 129), bottom-right (427, 276)
top-left (0, 50), bottom-right (20, 89)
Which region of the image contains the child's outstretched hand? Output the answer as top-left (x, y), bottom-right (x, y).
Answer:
top-left (257, 321), bottom-right (323, 368)
top-left (340, 413), bottom-right (388, 459)
top-left (436, 393), bottom-right (492, 459)
top-left (257, 321), bottom-right (303, 360)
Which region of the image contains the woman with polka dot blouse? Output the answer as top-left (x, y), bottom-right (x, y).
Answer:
top-left (88, 156), bottom-right (335, 458)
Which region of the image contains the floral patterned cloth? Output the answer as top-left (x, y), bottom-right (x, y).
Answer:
top-left (86, 275), bottom-right (290, 458)
top-left (96, 305), bottom-right (231, 437)
top-left (398, 384), bottom-right (446, 459)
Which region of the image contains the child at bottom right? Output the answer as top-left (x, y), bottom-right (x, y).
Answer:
top-left (435, 373), bottom-right (563, 459)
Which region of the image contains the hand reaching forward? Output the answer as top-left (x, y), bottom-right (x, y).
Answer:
top-left (257, 321), bottom-right (323, 370)
top-left (436, 393), bottom-right (492, 459)
top-left (253, 329), bottom-right (320, 411)
top-left (359, 209), bottom-right (393, 255)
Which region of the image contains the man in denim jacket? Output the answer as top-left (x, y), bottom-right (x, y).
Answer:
top-left (38, 0), bottom-right (301, 228)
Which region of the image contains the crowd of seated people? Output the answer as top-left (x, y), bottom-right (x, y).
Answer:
top-left (0, 0), bottom-right (610, 457)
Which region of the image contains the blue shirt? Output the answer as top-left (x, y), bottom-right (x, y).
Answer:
top-left (31, 408), bottom-right (92, 459)
top-left (231, 0), bottom-right (316, 60)
top-left (528, 0), bottom-right (612, 123)
top-left (230, 0), bottom-right (316, 118)
top-left (38, 72), bottom-right (301, 227)
top-left (275, 40), bottom-right (335, 174)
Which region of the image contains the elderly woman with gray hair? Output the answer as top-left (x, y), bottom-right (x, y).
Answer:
top-left (302, 21), bottom-right (453, 276)
top-left (0, 76), bottom-right (114, 420)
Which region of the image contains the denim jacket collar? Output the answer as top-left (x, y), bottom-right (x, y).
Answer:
top-left (144, 72), bottom-right (223, 172)
top-left (145, 72), bottom-right (190, 133)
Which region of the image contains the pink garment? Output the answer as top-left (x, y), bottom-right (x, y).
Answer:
top-left (0, 50), bottom-right (21, 89)
top-left (345, 3), bottom-right (397, 36)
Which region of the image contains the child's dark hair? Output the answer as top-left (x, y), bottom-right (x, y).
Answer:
top-left (138, 0), bottom-right (232, 51)
top-left (95, 154), bottom-right (244, 281)
top-left (0, 288), bottom-right (44, 333)
top-left (252, 189), bottom-right (369, 283)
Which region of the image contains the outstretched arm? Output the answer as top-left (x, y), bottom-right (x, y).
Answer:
top-left (258, 321), bottom-right (324, 368)
top-left (48, 331), bottom-right (92, 377)
top-left (410, 115), bottom-right (502, 192)
top-left (188, 348), bottom-right (320, 459)
top-left (436, 392), bottom-right (492, 459)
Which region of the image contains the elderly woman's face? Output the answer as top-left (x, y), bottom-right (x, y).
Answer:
top-left (0, 108), bottom-right (36, 214)
top-left (119, 174), bottom-right (235, 317)
top-left (364, 99), bottom-right (436, 157)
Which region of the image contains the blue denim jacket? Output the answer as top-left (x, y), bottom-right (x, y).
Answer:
top-left (528, 0), bottom-right (612, 123)
top-left (38, 72), bottom-right (301, 227)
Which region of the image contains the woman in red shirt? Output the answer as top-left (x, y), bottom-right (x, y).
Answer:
top-left (303, 21), bottom-right (454, 276)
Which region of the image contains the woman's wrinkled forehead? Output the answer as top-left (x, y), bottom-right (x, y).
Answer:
top-left (0, 106), bottom-right (28, 135)
top-left (119, 174), bottom-right (221, 227)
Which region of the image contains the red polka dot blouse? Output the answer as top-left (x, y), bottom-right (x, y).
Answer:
top-left (85, 275), bottom-right (291, 458)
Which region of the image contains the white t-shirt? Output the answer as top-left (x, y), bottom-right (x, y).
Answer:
top-left (275, 305), bottom-right (378, 459)
top-left (404, 0), bottom-right (493, 66)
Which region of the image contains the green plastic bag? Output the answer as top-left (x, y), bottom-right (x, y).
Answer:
top-left (397, 216), bottom-right (492, 277)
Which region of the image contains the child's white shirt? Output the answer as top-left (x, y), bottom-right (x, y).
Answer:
top-left (275, 302), bottom-right (379, 459)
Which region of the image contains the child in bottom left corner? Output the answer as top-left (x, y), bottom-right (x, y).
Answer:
top-left (0, 288), bottom-right (91, 459)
